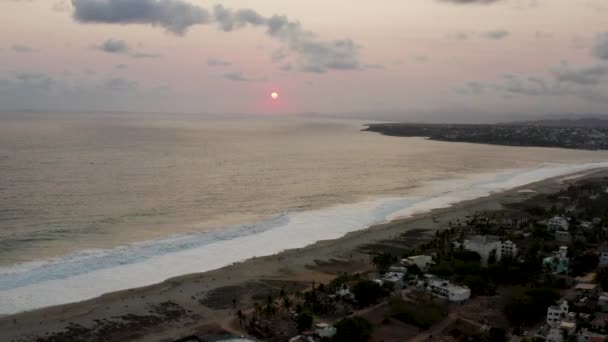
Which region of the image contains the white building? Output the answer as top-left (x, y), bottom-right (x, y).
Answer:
top-left (547, 300), bottom-right (569, 326)
top-left (499, 240), bottom-right (519, 260)
top-left (547, 216), bottom-right (570, 232)
top-left (314, 323), bottom-right (337, 338)
top-left (463, 235), bottom-right (518, 266)
top-left (425, 275), bottom-right (471, 302)
top-left (401, 255), bottom-right (434, 271)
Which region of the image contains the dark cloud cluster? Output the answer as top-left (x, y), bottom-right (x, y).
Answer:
top-left (456, 62), bottom-right (608, 105)
top-left (11, 44), bottom-right (36, 53)
top-left (71, 0), bottom-right (360, 73)
top-left (72, 0), bottom-right (210, 34)
top-left (207, 58), bottom-right (231, 67)
top-left (96, 38), bottom-right (160, 58)
top-left (482, 30), bottom-right (509, 39)
top-left (593, 33), bottom-right (608, 60)
top-left (222, 71), bottom-right (265, 82)
top-left (0, 71), bottom-right (168, 111)
top-left (100, 39), bottom-right (128, 53)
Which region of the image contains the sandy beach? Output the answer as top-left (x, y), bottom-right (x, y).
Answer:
top-left (1, 168), bottom-right (606, 342)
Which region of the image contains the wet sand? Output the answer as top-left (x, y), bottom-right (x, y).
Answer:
top-left (1, 169), bottom-right (605, 342)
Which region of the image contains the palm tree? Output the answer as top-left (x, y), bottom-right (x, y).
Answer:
top-left (236, 309), bottom-right (244, 327)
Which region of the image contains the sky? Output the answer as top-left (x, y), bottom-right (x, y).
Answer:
top-left (1, 0), bottom-right (608, 120)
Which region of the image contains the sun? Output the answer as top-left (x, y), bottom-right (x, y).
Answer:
top-left (270, 91), bottom-right (279, 100)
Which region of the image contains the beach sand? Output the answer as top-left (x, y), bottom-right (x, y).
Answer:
top-left (1, 169), bottom-right (605, 342)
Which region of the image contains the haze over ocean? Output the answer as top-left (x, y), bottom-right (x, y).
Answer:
top-left (1, 112), bottom-right (608, 313)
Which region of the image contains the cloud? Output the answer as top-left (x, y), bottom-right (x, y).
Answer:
top-left (96, 38), bottom-right (161, 58)
top-left (99, 39), bottom-right (128, 53)
top-left (456, 62), bottom-right (608, 105)
top-left (0, 71), bottom-right (169, 111)
top-left (71, 0), bottom-right (210, 35)
top-left (482, 30), bottom-right (509, 39)
top-left (11, 44), bottom-right (36, 53)
top-left (222, 71), bottom-right (265, 82)
top-left (207, 58), bottom-right (231, 67)
top-left (116, 64), bottom-right (128, 69)
top-left (552, 64), bottom-right (608, 85)
top-left (593, 33), bottom-right (608, 60)
top-left (71, 0), bottom-right (360, 73)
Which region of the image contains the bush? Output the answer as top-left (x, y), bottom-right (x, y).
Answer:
top-left (297, 312), bottom-right (313, 332)
top-left (503, 287), bottom-right (559, 326)
top-left (333, 316), bottom-right (373, 342)
top-left (389, 297), bottom-right (446, 329)
top-left (352, 280), bottom-right (385, 306)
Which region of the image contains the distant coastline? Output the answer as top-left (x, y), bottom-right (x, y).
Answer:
top-left (363, 119), bottom-right (608, 150)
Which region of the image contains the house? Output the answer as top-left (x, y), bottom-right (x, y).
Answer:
top-left (598, 293), bottom-right (608, 313)
top-left (401, 255), bottom-right (434, 271)
top-left (577, 328), bottom-right (607, 342)
top-left (547, 300), bottom-right (570, 326)
top-left (424, 275), bottom-right (470, 303)
top-left (463, 235), bottom-right (501, 266)
top-left (575, 283), bottom-right (601, 300)
top-left (334, 285), bottom-right (353, 300)
top-left (592, 313), bottom-right (608, 333)
top-left (314, 323), bottom-right (336, 338)
top-left (547, 216), bottom-right (570, 232)
top-left (544, 246), bottom-right (570, 274)
top-left (547, 322), bottom-right (576, 342)
top-left (555, 230), bottom-right (572, 243)
top-left (599, 244), bottom-right (608, 268)
top-left (500, 240), bottom-right (519, 259)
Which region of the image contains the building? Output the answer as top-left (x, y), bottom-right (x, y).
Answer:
top-left (424, 275), bottom-right (471, 302)
top-left (463, 235), bottom-right (501, 266)
top-left (575, 283), bottom-right (601, 300)
top-left (555, 230), bottom-right (572, 243)
top-left (599, 244), bottom-right (608, 268)
top-left (314, 323), bottom-right (336, 339)
top-left (401, 255), bottom-right (434, 271)
top-left (544, 246), bottom-right (570, 274)
top-left (576, 328), bottom-right (606, 342)
top-left (591, 313), bottom-right (608, 333)
top-left (499, 240), bottom-right (519, 259)
top-left (547, 216), bottom-right (570, 232)
top-left (598, 293), bottom-right (608, 313)
top-left (547, 300), bottom-right (570, 326)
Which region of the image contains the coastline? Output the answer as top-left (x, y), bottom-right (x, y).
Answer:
top-left (2, 167), bottom-right (607, 342)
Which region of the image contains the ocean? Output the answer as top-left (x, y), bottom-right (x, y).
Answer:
top-left (1, 112), bottom-right (608, 315)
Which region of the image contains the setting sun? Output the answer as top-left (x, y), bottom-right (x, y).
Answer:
top-left (270, 92), bottom-right (279, 100)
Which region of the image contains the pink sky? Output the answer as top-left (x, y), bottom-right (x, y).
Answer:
top-left (0, 0), bottom-right (607, 119)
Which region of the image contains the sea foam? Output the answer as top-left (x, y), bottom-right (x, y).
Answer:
top-left (1, 162), bottom-right (607, 315)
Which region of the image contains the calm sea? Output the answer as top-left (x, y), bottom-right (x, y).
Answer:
top-left (1, 112), bottom-right (607, 314)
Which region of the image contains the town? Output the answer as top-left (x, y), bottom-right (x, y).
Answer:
top-left (202, 173), bottom-right (608, 342)
top-left (363, 120), bottom-right (608, 150)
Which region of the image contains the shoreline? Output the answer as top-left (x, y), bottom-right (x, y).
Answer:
top-left (2, 167), bottom-right (607, 341)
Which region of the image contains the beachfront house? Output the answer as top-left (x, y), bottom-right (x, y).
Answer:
top-left (423, 275), bottom-right (470, 303)
top-left (401, 255), bottom-right (434, 272)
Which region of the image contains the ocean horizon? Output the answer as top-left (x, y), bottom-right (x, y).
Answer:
top-left (2, 113), bottom-right (608, 315)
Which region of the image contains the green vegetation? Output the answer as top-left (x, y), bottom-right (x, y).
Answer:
top-left (352, 280), bottom-right (387, 306)
top-left (389, 297), bottom-right (447, 329)
top-left (503, 287), bottom-right (560, 326)
top-left (332, 316), bottom-right (373, 342)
